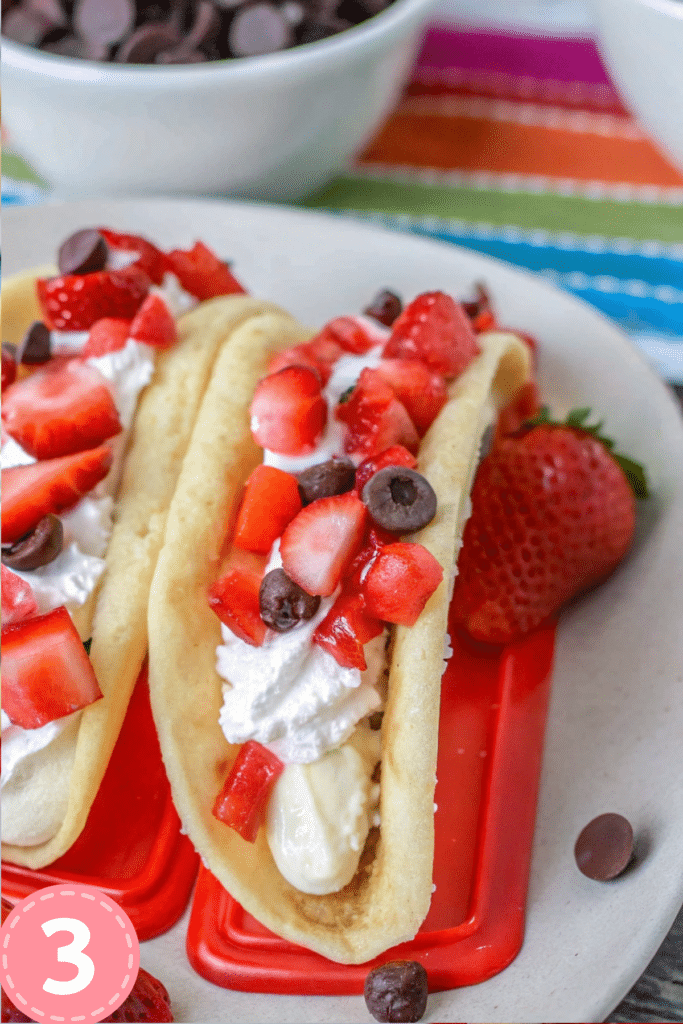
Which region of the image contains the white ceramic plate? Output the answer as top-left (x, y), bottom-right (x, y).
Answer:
top-left (4, 199), bottom-right (683, 1024)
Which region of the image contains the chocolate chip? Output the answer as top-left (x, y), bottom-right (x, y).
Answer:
top-left (364, 289), bottom-right (403, 328)
top-left (57, 228), bottom-right (109, 275)
top-left (155, 44), bottom-right (207, 61)
top-left (362, 467), bottom-right (436, 534)
top-left (228, 2), bottom-right (292, 55)
top-left (73, 0), bottom-right (136, 45)
top-left (115, 22), bottom-right (180, 61)
top-left (364, 960), bottom-right (428, 1023)
top-left (2, 6), bottom-right (53, 45)
top-left (574, 812), bottom-right (635, 880)
top-left (2, 514), bottom-right (64, 571)
top-left (17, 321), bottom-right (51, 365)
top-left (259, 568), bottom-right (320, 631)
top-left (462, 282), bottom-right (492, 321)
top-left (297, 458), bottom-right (356, 506)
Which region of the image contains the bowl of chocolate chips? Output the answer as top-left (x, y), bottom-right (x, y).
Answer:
top-left (1, 0), bottom-right (436, 199)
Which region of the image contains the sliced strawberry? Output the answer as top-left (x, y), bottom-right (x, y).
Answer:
top-left (375, 358), bottom-right (448, 435)
top-left (2, 343), bottom-right (17, 391)
top-left (1, 564), bottom-right (39, 625)
top-left (98, 227), bottom-right (167, 285)
top-left (2, 605), bottom-right (103, 728)
top-left (354, 444), bottom-right (418, 495)
top-left (209, 566), bottom-right (268, 646)
top-left (1, 444), bottom-right (113, 544)
top-left (336, 368), bottom-right (419, 460)
top-left (37, 266), bottom-right (150, 331)
top-left (129, 293), bottom-right (177, 349)
top-left (233, 464), bottom-right (302, 554)
top-left (280, 491), bottom-right (367, 597)
top-left (316, 316), bottom-right (377, 356)
top-left (165, 240), bottom-right (246, 300)
top-left (2, 359), bottom-right (121, 460)
top-left (250, 365), bottom-right (327, 456)
top-left (213, 740), bottom-right (284, 842)
top-left (384, 291), bottom-right (480, 378)
top-left (268, 334), bottom-right (344, 385)
top-left (362, 542), bottom-right (443, 626)
top-left (313, 591), bottom-right (383, 670)
top-left (81, 317), bottom-right (132, 357)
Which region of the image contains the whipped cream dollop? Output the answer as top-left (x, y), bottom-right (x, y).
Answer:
top-left (266, 723), bottom-right (381, 894)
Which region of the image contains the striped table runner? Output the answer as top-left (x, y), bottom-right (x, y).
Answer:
top-left (307, 26), bottom-right (683, 386)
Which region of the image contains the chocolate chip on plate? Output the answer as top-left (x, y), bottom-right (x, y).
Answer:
top-left (115, 21), bottom-right (181, 61)
top-left (17, 321), bottom-right (51, 365)
top-left (259, 568), bottom-right (320, 631)
top-left (297, 458), bottom-right (356, 506)
top-left (57, 228), bottom-right (109, 276)
top-left (362, 467), bottom-right (437, 534)
top-left (364, 960), bottom-right (429, 1023)
top-left (2, 514), bottom-right (64, 571)
top-left (364, 289), bottom-right (403, 328)
top-left (574, 812), bottom-right (635, 880)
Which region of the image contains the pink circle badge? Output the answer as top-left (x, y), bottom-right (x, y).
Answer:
top-left (1, 884), bottom-right (140, 1023)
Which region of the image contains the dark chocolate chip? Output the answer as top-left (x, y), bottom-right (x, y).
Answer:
top-left (155, 44), bottom-right (207, 61)
top-left (462, 282), bottom-right (492, 321)
top-left (297, 458), bottom-right (356, 506)
top-left (2, 6), bottom-right (53, 45)
top-left (115, 22), bottom-right (181, 61)
top-left (364, 960), bottom-right (428, 1023)
top-left (73, 0), bottom-right (135, 45)
top-left (185, 0), bottom-right (222, 47)
top-left (17, 321), bottom-right (51, 365)
top-left (574, 812), bottom-right (635, 881)
top-left (57, 228), bottom-right (109, 275)
top-left (362, 467), bottom-right (436, 534)
top-left (259, 568), bottom-right (320, 631)
top-left (228, 2), bottom-right (292, 55)
top-left (364, 289), bottom-right (403, 328)
top-left (2, 514), bottom-right (64, 571)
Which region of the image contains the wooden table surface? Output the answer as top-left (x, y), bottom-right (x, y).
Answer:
top-left (607, 382), bottom-right (683, 1024)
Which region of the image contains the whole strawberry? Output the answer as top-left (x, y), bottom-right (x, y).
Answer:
top-left (451, 409), bottom-right (647, 644)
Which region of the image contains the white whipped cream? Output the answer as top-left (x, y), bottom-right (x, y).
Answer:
top-left (1, 710), bottom-right (77, 788)
top-left (265, 723), bottom-right (381, 894)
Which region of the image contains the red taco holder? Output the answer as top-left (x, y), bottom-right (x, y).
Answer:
top-left (186, 618), bottom-right (556, 993)
top-left (2, 663), bottom-right (199, 941)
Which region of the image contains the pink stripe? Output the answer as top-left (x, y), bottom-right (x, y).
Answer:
top-left (417, 26), bottom-right (613, 85)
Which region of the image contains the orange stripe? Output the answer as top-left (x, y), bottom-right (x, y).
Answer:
top-left (361, 113), bottom-right (683, 187)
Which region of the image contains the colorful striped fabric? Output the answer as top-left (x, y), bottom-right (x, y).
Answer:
top-left (306, 26), bottom-right (683, 384)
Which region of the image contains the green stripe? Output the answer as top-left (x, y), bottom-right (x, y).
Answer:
top-left (305, 178), bottom-right (683, 243)
top-left (2, 152), bottom-right (47, 188)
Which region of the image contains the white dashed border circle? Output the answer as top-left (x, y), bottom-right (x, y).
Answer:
top-left (1, 885), bottom-right (139, 1023)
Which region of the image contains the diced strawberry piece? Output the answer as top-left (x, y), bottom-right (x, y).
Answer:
top-left (316, 316), bottom-right (376, 355)
top-left (494, 380), bottom-right (542, 443)
top-left (37, 267), bottom-right (150, 332)
top-left (250, 365), bottom-right (327, 456)
top-left (165, 240), bottom-right (246, 300)
top-left (1, 444), bottom-right (113, 544)
top-left (208, 567), bottom-right (267, 646)
top-left (1, 605), bottom-right (103, 728)
top-left (213, 739), bottom-right (284, 842)
top-left (384, 291), bottom-right (480, 378)
top-left (81, 317), bottom-right (132, 357)
top-left (336, 368), bottom-right (419, 460)
top-left (1, 565), bottom-right (39, 625)
top-left (280, 491), bottom-right (367, 597)
top-left (233, 464), bottom-right (302, 554)
top-left (313, 591), bottom-right (383, 670)
top-left (354, 444), bottom-right (418, 495)
top-left (129, 293), bottom-right (178, 349)
top-left (362, 542), bottom-right (443, 626)
top-left (268, 334), bottom-right (344, 385)
top-left (472, 310), bottom-right (496, 332)
top-left (98, 228), bottom-right (168, 285)
top-left (375, 358), bottom-right (448, 435)
top-left (2, 359), bottom-right (121, 460)
top-left (2, 344), bottom-right (17, 391)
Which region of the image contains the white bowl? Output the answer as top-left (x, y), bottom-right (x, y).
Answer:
top-left (0, 0), bottom-right (435, 201)
top-left (593, 0), bottom-right (683, 171)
